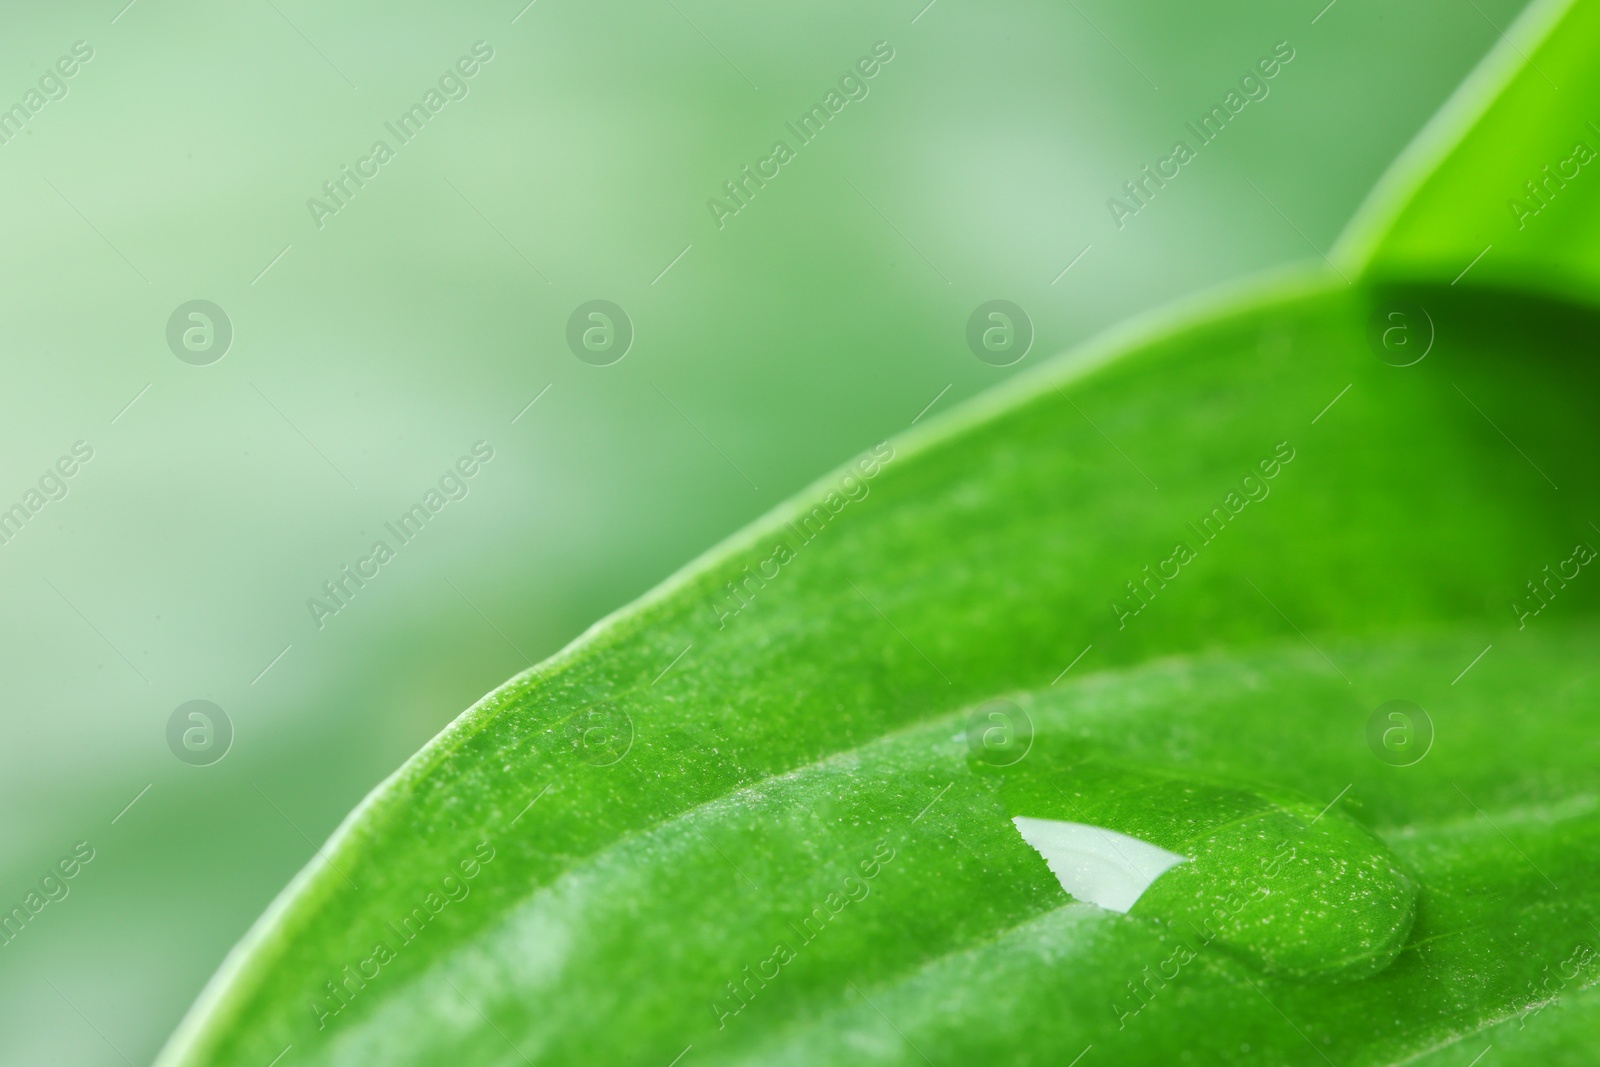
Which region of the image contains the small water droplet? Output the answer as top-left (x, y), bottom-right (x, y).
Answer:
top-left (992, 739), bottom-right (1417, 982)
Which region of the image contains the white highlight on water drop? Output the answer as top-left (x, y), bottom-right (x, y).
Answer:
top-left (1011, 816), bottom-right (1188, 913)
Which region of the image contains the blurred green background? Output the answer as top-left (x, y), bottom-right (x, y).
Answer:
top-left (0, 1), bottom-right (1528, 1062)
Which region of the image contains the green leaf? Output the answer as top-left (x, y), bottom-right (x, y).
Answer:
top-left (158, 10), bottom-right (1600, 1065)
top-left (1338, 0), bottom-right (1600, 303)
top-left (156, 272), bottom-right (1600, 1065)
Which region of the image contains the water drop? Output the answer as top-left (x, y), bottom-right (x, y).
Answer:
top-left (994, 739), bottom-right (1418, 982)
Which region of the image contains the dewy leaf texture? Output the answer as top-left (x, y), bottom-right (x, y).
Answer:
top-left (158, 3), bottom-right (1600, 1064)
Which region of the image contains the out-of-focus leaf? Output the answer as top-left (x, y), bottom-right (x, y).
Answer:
top-left (1339, 0), bottom-right (1600, 303)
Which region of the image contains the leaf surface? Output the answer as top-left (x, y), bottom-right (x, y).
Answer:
top-left (156, 274), bottom-right (1600, 1066)
top-left (1339, 0), bottom-right (1600, 304)
top-left (157, 8), bottom-right (1600, 1064)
